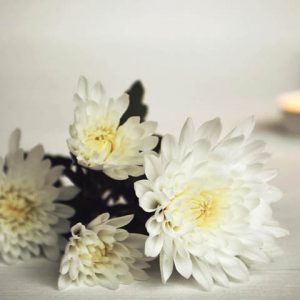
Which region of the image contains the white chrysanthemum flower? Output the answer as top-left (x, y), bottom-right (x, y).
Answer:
top-left (67, 76), bottom-right (159, 180)
top-left (135, 117), bottom-right (289, 290)
top-left (58, 213), bottom-right (151, 290)
top-left (0, 129), bottom-right (78, 264)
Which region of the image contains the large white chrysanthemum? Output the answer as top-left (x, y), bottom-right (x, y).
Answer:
top-left (58, 213), bottom-right (151, 290)
top-left (135, 117), bottom-right (288, 289)
top-left (0, 129), bottom-right (78, 264)
top-left (67, 76), bottom-right (159, 180)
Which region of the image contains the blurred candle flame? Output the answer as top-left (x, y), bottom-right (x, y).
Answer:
top-left (280, 91), bottom-right (300, 114)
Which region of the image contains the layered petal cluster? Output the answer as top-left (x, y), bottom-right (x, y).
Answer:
top-left (58, 213), bottom-right (150, 290)
top-left (67, 76), bottom-right (158, 180)
top-left (0, 129), bottom-right (78, 264)
top-left (135, 117), bottom-right (288, 289)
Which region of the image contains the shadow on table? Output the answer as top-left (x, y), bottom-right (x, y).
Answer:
top-left (255, 118), bottom-right (300, 138)
top-left (27, 260), bottom-right (60, 290)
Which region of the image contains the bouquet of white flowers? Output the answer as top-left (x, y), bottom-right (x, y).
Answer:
top-left (0, 76), bottom-right (288, 291)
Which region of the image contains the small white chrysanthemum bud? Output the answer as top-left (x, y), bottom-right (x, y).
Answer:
top-left (58, 213), bottom-right (151, 290)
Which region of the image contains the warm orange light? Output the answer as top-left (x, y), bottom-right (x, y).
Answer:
top-left (280, 91), bottom-right (300, 114)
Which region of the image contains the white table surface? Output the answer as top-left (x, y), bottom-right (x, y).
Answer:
top-left (0, 125), bottom-right (299, 300)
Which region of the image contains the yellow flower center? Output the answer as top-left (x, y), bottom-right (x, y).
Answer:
top-left (0, 187), bottom-right (35, 224)
top-left (87, 244), bottom-right (113, 264)
top-left (168, 186), bottom-right (228, 230)
top-left (190, 190), bottom-right (226, 228)
top-left (83, 126), bottom-right (116, 162)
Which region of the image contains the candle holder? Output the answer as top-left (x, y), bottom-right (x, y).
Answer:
top-left (279, 91), bottom-right (300, 134)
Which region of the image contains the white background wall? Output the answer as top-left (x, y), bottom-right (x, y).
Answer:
top-left (1, 0), bottom-right (300, 155)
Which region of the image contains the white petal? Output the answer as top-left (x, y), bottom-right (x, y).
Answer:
top-left (97, 278), bottom-right (119, 290)
top-left (59, 259), bottom-right (70, 275)
top-left (139, 191), bottom-right (159, 212)
top-left (140, 136), bottom-right (159, 151)
top-left (140, 121), bottom-right (157, 136)
top-left (134, 180), bottom-right (152, 198)
top-left (241, 249), bottom-right (270, 264)
top-left (244, 140), bottom-right (266, 155)
top-left (257, 169), bottom-right (278, 181)
top-left (114, 93), bottom-right (130, 118)
top-left (46, 166), bottom-right (64, 185)
top-left (43, 245), bottom-right (60, 261)
top-left (161, 134), bottom-right (178, 160)
top-left (39, 186), bottom-right (60, 202)
top-left (220, 256), bottom-right (249, 281)
top-left (58, 186), bottom-right (80, 201)
top-left (215, 136), bottom-right (244, 154)
top-left (197, 118), bottom-right (222, 145)
top-left (174, 250), bottom-right (192, 279)
top-left (106, 214), bottom-right (134, 228)
top-left (77, 75), bottom-right (88, 100)
top-left (103, 168), bottom-right (129, 180)
top-left (73, 93), bottom-right (83, 105)
top-left (160, 251), bottom-right (174, 283)
top-left (87, 213), bottom-right (110, 228)
top-left (179, 118), bottom-right (195, 147)
top-left (115, 229), bottom-right (129, 241)
top-left (27, 144), bottom-right (45, 163)
top-left (69, 261), bottom-right (79, 281)
top-left (146, 217), bottom-right (161, 235)
top-left (225, 116), bottom-right (255, 140)
top-left (124, 233), bottom-right (147, 248)
top-left (58, 275), bottom-right (72, 290)
top-left (54, 219), bottom-right (70, 234)
top-left (91, 81), bottom-right (105, 101)
top-left (264, 226), bottom-right (289, 238)
top-left (144, 154), bottom-right (162, 181)
top-left (43, 231), bottom-right (58, 246)
top-left (6, 149), bottom-right (24, 169)
top-left (145, 234), bottom-right (164, 257)
top-left (127, 165), bottom-right (144, 177)
top-left (192, 259), bottom-right (213, 290)
top-left (118, 116), bottom-right (140, 132)
top-left (8, 128), bottom-right (21, 153)
top-left (130, 268), bottom-right (149, 281)
top-left (55, 204), bottom-right (75, 218)
top-left (71, 222), bottom-right (85, 236)
top-left (192, 139), bottom-right (211, 159)
top-left (210, 265), bottom-right (229, 287)
top-left (113, 242), bottom-right (130, 256)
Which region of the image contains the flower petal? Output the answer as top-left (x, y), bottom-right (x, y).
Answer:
top-left (8, 128), bottom-right (21, 153)
top-left (45, 166), bottom-right (64, 185)
top-left (139, 191), bottom-right (160, 212)
top-left (58, 186), bottom-right (80, 201)
top-left (91, 80), bottom-right (105, 101)
top-left (87, 213), bottom-right (110, 228)
top-left (179, 118), bottom-right (195, 147)
top-left (58, 275), bottom-right (72, 290)
top-left (161, 134), bottom-right (178, 160)
top-left (77, 75), bottom-right (88, 100)
top-left (192, 259), bottom-right (213, 290)
top-left (174, 250), bottom-right (192, 279)
top-left (160, 251), bottom-right (174, 283)
top-left (106, 215), bottom-right (134, 228)
top-left (197, 117), bottom-right (222, 146)
top-left (55, 204), bottom-right (75, 218)
top-left (134, 179), bottom-right (152, 198)
top-left (144, 154), bottom-right (162, 181)
top-left (145, 234), bottom-right (164, 257)
top-left (225, 116), bottom-right (255, 140)
top-left (219, 256), bottom-right (249, 282)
